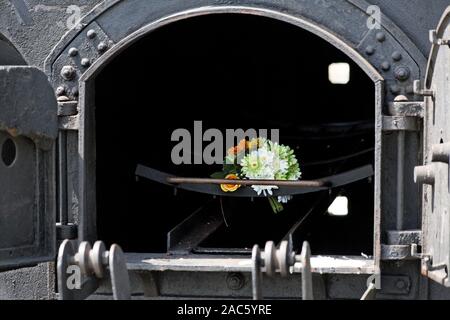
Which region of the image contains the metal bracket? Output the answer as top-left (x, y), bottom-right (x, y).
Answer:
top-left (56, 223), bottom-right (78, 240)
top-left (57, 97), bottom-right (78, 117)
top-left (388, 99), bottom-right (424, 118)
top-left (415, 164), bottom-right (436, 186)
top-left (381, 230), bottom-right (422, 261)
top-left (431, 142), bottom-right (450, 164)
top-left (382, 116), bottom-right (419, 131)
top-left (413, 80), bottom-right (434, 97)
top-left (251, 240), bottom-right (313, 300)
top-left (387, 230), bottom-right (422, 246)
top-left (430, 29), bottom-right (450, 46)
top-left (59, 115), bottom-right (79, 131)
top-left (57, 240), bottom-right (131, 300)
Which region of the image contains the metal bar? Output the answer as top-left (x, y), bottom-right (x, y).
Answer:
top-left (58, 131), bottom-right (68, 225)
top-left (167, 177), bottom-right (327, 188)
top-left (396, 131), bottom-right (405, 230)
top-left (360, 282), bottom-right (377, 300)
top-left (109, 244), bottom-right (131, 300)
top-left (167, 201), bottom-right (223, 254)
top-left (136, 164), bottom-right (373, 197)
top-left (251, 245), bottom-right (263, 300)
top-left (193, 247), bottom-right (252, 255)
top-left (300, 242), bottom-right (313, 300)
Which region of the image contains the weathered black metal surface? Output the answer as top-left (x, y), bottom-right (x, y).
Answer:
top-left (0, 66), bottom-right (58, 149)
top-left (0, 66), bottom-right (57, 272)
top-left (167, 201), bottom-right (224, 254)
top-left (415, 7), bottom-right (450, 287)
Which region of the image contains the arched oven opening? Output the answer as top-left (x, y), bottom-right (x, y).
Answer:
top-left (94, 14), bottom-right (375, 257)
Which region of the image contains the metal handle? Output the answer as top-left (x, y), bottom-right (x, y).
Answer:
top-left (251, 240), bottom-right (313, 300)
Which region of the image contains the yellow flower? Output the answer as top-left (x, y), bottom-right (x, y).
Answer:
top-left (227, 139), bottom-right (247, 156)
top-left (220, 174), bottom-right (241, 192)
top-left (247, 138), bottom-right (259, 150)
top-left (236, 139), bottom-right (247, 154)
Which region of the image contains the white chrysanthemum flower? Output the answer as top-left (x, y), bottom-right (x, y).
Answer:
top-left (278, 195), bottom-right (293, 203)
top-left (240, 140), bottom-right (301, 210)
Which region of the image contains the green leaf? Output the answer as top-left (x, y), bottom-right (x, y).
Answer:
top-left (210, 172), bottom-right (226, 179)
top-left (223, 164), bottom-right (240, 174)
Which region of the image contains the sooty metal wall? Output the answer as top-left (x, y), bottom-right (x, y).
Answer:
top-left (2, 0), bottom-right (450, 300)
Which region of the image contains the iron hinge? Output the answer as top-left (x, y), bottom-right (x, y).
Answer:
top-left (382, 116), bottom-right (420, 132)
top-left (381, 230), bottom-right (422, 261)
top-left (56, 223), bottom-right (78, 240)
top-left (57, 96), bottom-right (78, 117)
top-left (383, 96), bottom-right (424, 132)
top-left (388, 99), bottom-right (424, 118)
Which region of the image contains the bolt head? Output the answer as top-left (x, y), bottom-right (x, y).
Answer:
top-left (395, 280), bottom-right (406, 290)
top-left (381, 61), bottom-right (391, 71)
top-left (365, 45), bottom-right (375, 55)
top-left (81, 58), bottom-right (91, 67)
top-left (394, 95), bottom-right (408, 102)
top-left (97, 42), bottom-right (108, 52)
top-left (392, 51), bottom-right (402, 61)
top-left (56, 86), bottom-right (66, 96)
top-left (395, 66), bottom-right (410, 81)
top-left (226, 273), bottom-right (245, 290)
top-left (87, 29), bottom-right (97, 39)
top-left (61, 65), bottom-right (76, 80)
top-left (68, 47), bottom-right (78, 57)
top-left (376, 32), bottom-right (386, 42)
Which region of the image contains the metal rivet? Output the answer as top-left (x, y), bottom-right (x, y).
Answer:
top-left (394, 95), bottom-right (408, 102)
top-left (395, 280), bottom-right (406, 290)
top-left (81, 58), bottom-right (91, 67)
top-left (56, 86), bottom-right (66, 96)
top-left (365, 45), bottom-right (375, 55)
top-left (406, 85), bottom-right (414, 94)
top-left (395, 66), bottom-right (410, 81)
top-left (390, 85), bottom-right (400, 94)
top-left (68, 47), bottom-right (78, 57)
top-left (392, 51), bottom-right (402, 61)
top-left (61, 65), bottom-right (76, 81)
top-left (376, 32), bottom-right (386, 42)
top-left (97, 42), bottom-right (108, 53)
top-left (381, 61), bottom-right (391, 71)
top-left (57, 95), bottom-right (70, 102)
top-left (87, 29), bottom-right (97, 39)
top-left (226, 273), bottom-right (245, 291)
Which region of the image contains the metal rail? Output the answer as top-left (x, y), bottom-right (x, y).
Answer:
top-left (135, 164), bottom-right (374, 197)
top-left (167, 177), bottom-right (327, 187)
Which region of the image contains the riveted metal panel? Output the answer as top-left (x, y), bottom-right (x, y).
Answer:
top-left (418, 7), bottom-right (450, 287)
top-left (0, 66), bottom-right (57, 271)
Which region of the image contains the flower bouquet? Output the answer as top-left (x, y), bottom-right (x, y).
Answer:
top-left (211, 138), bottom-right (301, 213)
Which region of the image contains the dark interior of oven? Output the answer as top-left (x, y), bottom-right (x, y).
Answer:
top-left (95, 14), bottom-right (375, 255)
